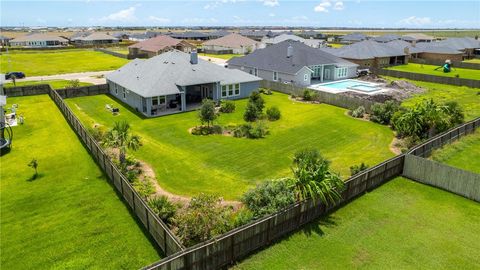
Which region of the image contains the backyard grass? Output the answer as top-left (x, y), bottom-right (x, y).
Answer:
top-left (430, 130), bottom-right (480, 174)
top-left (383, 76), bottom-right (480, 120)
top-left (232, 177), bottom-right (480, 270)
top-left (385, 63), bottom-right (480, 80)
top-left (463, 58), bottom-right (480, 64)
top-left (200, 53), bottom-right (243, 60)
top-left (0, 49), bottom-right (129, 76)
top-left (65, 92), bottom-right (394, 200)
top-left (328, 43), bottom-right (344, 48)
top-left (4, 79), bottom-right (93, 89)
top-left (0, 95), bottom-right (161, 269)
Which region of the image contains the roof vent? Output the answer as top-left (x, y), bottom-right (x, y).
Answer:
top-left (190, 50), bottom-right (198, 65)
top-left (287, 44), bottom-right (293, 58)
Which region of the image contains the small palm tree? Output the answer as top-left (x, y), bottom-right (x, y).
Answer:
top-left (103, 121), bottom-right (141, 165)
top-left (289, 148), bottom-right (344, 204)
top-left (28, 158), bottom-right (38, 179)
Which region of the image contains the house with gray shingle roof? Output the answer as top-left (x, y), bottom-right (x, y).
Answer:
top-left (373, 34), bottom-right (401, 43)
top-left (227, 41), bottom-right (358, 86)
top-left (10, 33), bottom-right (68, 47)
top-left (128, 35), bottom-right (196, 58)
top-left (170, 31), bottom-right (209, 41)
top-left (339, 33), bottom-right (367, 44)
top-left (202, 33), bottom-right (259, 54)
top-left (262, 34), bottom-right (326, 49)
top-left (106, 50), bottom-right (261, 117)
top-left (72, 32), bottom-right (118, 45)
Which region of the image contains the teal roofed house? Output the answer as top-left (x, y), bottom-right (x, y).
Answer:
top-left (106, 50), bottom-right (261, 117)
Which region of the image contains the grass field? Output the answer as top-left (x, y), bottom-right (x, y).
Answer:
top-left (383, 77), bottom-right (480, 121)
top-left (200, 53), bottom-right (243, 60)
top-left (0, 95), bottom-right (161, 269)
top-left (386, 63), bottom-right (480, 80)
top-left (232, 177), bottom-right (480, 270)
top-left (65, 92), bottom-right (394, 200)
top-left (463, 58), bottom-right (480, 64)
top-left (0, 49), bottom-right (129, 76)
top-left (4, 79), bottom-right (93, 89)
top-left (430, 130), bottom-right (480, 174)
top-left (328, 43), bottom-right (344, 48)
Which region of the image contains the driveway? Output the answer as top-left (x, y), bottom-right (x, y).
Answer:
top-left (14, 70), bottom-right (114, 85)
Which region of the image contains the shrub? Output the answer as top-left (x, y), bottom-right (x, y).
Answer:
top-left (249, 91), bottom-right (265, 112)
top-left (266, 106), bottom-right (281, 121)
top-left (350, 106), bottom-right (365, 118)
top-left (350, 162), bottom-right (369, 176)
top-left (242, 179), bottom-right (295, 219)
top-left (233, 122), bottom-right (269, 139)
top-left (65, 79), bottom-right (80, 89)
top-left (198, 99), bottom-right (217, 127)
top-left (175, 194), bottom-right (233, 246)
top-left (133, 177), bottom-right (155, 199)
top-left (230, 206), bottom-right (254, 227)
top-left (219, 100), bottom-right (236, 113)
top-left (148, 195), bottom-right (177, 224)
top-left (243, 102), bottom-right (260, 122)
top-left (191, 125), bottom-right (223, 135)
top-left (303, 89), bottom-right (313, 101)
top-left (370, 100), bottom-right (399, 125)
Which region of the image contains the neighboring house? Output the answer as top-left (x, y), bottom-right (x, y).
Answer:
top-left (72, 32), bottom-right (118, 45)
top-left (373, 34), bottom-right (401, 43)
top-left (112, 32), bottom-right (131, 41)
top-left (239, 30), bottom-right (276, 41)
top-left (128, 35), bottom-right (196, 58)
top-left (435, 37), bottom-right (480, 59)
top-left (322, 40), bottom-right (409, 69)
top-left (207, 30), bottom-right (232, 39)
top-left (202, 33), bottom-right (258, 54)
top-left (170, 31), bottom-right (210, 41)
top-left (262, 34), bottom-right (326, 48)
top-left (401, 33), bottom-right (435, 43)
top-left (9, 33), bottom-right (68, 47)
top-left (228, 41), bottom-right (358, 87)
top-left (106, 50), bottom-right (261, 117)
top-left (299, 30), bottom-right (326, 40)
top-left (339, 33), bottom-right (367, 44)
top-left (0, 35), bottom-right (11, 46)
top-left (412, 43), bottom-right (464, 62)
top-left (129, 31), bottom-right (164, 41)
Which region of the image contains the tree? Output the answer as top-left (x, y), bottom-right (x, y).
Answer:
top-left (65, 79), bottom-right (81, 89)
top-left (243, 101), bottom-right (260, 122)
top-left (242, 179), bottom-right (295, 218)
top-left (28, 158), bottom-right (38, 179)
top-left (249, 91), bottom-right (265, 112)
top-left (198, 99), bottom-right (217, 127)
top-left (289, 148), bottom-right (344, 204)
top-left (103, 121), bottom-right (141, 165)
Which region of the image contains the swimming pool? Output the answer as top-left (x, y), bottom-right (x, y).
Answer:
top-left (309, 79), bottom-right (383, 94)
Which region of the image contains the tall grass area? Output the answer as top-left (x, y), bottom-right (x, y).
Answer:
top-left (385, 63), bottom-right (480, 80)
top-left (232, 177), bottom-right (480, 270)
top-left (430, 130), bottom-right (480, 174)
top-left (383, 76), bottom-right (480, 120)
top-left (65, 92), bottom-right (394, 200)
top-left (0, 95), bottom-right (161, 269)
top-left (0, 49), bottom-right (129, 76)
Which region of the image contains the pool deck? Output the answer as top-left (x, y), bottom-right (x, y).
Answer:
top-left (309, 79), bottom-right (389, 95)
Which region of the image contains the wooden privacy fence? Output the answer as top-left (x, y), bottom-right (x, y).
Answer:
top-left (260, 80), bottom-right (378, 113)
top-left (403, 155), bottom-right (480, 202)
top-left (48, 88), bottom-right (184, 256)
top-left (376, 69), bottom-right (480, 88)
top-left (94, 48), bottom-right (136, 59)
top-left (143, 155), bottom-right (405, 270)
top-left (407, 117), bottom-right (480, 158)
top-left (4, 84), bottom-right (109, 98)
top-left (410, 58), bottom-right (480, 70)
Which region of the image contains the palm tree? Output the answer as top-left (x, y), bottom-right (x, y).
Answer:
top-left (289, 148), bottom-right (344, 204)
top-left (103, 121), bottom-right (141, 165)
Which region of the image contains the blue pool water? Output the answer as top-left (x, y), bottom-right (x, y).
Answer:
top-left (321, 80), bottom-right (380, 93)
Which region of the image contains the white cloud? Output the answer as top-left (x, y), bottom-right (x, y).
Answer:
top-left (398, 16), bottom-right (432, 26)
top-left (262, 0), bottom-right (279, 7)
top-left (269, 13), bottom-right (275, 17)
top-left (148, 16), bottom-right (170, 24)
top-left (99, 6), bottom-right (137, 22)
top-left (204, 0), bottom-right (243, 10)
top-left (314, 0), bottom-right (344, 13)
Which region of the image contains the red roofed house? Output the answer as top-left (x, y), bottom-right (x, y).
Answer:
top-left (128, 35), bottom-right (196, 58)
top-left (202, 33), bottom-right (259, 54)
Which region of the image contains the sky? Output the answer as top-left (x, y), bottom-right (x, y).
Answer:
top-left (1, 0), bottom-right (479, 28)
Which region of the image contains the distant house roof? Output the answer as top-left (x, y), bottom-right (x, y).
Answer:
top-left (72, 32), bottom-right (118, 41)
top-left (373, 34), bottom-right (401, 43)
top-left (129, 35), bottom-right (190, 53)
top-left (0, 35), bottom-right (11, 41)
top-left (239, 30), bottom-right (274, 38)
top-left (263, 34), bottom-right (325, 48)
top-left (106, 50), bottom-right (261, 97)
top-left (10, 33), bottom-right (68, 43)
top-left (228, 41), bottom-right (357, 75)
top-left (436, 37), bottom-right (480, 50)
top-left (203, 33), bottom-right (257, 49)
top-left (401, 33), bottom-right (434, 41)
top-left (170, 31), bottom-right (209, 39)
top-left (414, 42), bottom-right (464, 54)
top-left (207, 30), bottom-right (232, 38)
top-left (323, 40), bottom-right (407, 60)
top-left (339, 33), bottom-right (367, 42)
top-left (112, 32), bottom-right (130, 38)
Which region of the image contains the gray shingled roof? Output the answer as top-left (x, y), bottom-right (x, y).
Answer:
top-left (73, 32), bottom-right (118, 41)
top-left (436, 37), bottom-right (480, 50)
top-left (339, 33), bottom-right (367, 42)
top-left (170, 31), bottom-right (209, 39)
top-left (106, 50), bottom-right (261, 98)
top-left (373, 34), bottom-right (401, 43)
top-left (323, 40), bottom-right (406, 59)
top-left (10, 33), bottom-right (68, 43)
top-left (263, 34), bottom-right (324, 48)
top-left (228, 40), bottom-right (357, 75)
top-left (414, 42), bottom-right (464, 54)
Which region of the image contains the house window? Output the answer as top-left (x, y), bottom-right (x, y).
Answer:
top-left (254, 68), bottom-right (258, 76)
top-left (273, 71), bottom-right (278, 81)
top-left (228, 85), bottom-right (234, 96)
top-left (304, 73), bottom-right (309, 81)
top-left (337, 67), bottom-right (348, 78)
top-left (152, 97), bottom-right (158, 106)
top-left (222, 85), bottom-right (227, 98)
top-left (234, 84), bottom-right (240, 95)
top-left (122, 89), bottom-right (126, 99)
top-left (221, 84), bottom-right (240, 98)
top-left (152, 96), bottom-right (166, 106)
top-left (114, 84), bottom-right (118, 94)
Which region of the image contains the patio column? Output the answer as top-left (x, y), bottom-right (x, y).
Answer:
top-left (320, 65), bottom-right (324, 82)
top-left (181, 92), bottom-right (186, 111)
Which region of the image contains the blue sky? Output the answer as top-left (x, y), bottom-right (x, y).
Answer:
top-left (1, 0), bottom-right (479, 28)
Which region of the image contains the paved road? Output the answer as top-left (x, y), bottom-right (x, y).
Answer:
top-left (14, 70), bottom-right (114, 85)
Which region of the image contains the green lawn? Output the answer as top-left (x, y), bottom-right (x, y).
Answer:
top-left (386, 63), bottom-right (480, 80)
top-left (383, 77), bottom-right (480, 121)
top-left (232, 177), bottom-right (480, 270)
top-left (430, 130), bottom-right (480, 174)
top-left (463, 58), bottom-right (480, 64)
top-left (201, 53), bottom-right (243, 60)
top-left (0, 49), bottom-right (129, 76)
top-left (328, 43), bottom-right (344, 48)
top-left (0, 95), bottom-right (161, 269)
top-left (65, 92), bottom-right (394, 200)
top-left (4, 79), bottom-right (93, 89)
